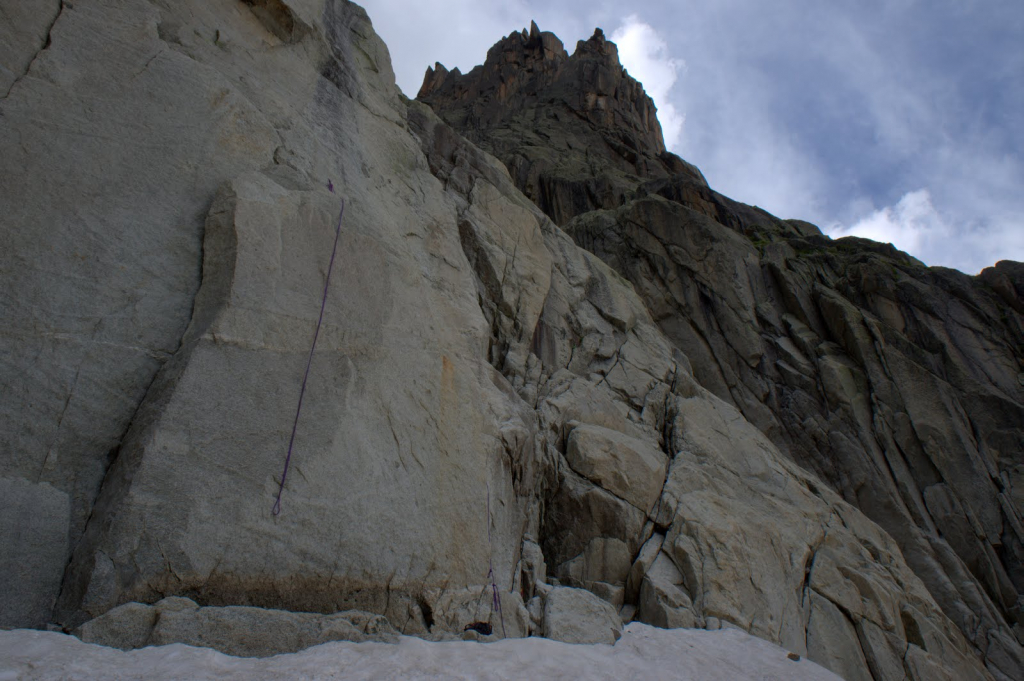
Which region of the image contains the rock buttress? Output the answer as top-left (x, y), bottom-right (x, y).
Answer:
top-left (421, 20), bottom-right (1024, 680)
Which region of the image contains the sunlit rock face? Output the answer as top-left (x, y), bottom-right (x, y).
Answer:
top-left (1, 1), bottom-right (1021, 679)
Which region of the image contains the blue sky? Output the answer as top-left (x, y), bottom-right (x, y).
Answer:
top-left (364, 0), bottom-right (1023, 274)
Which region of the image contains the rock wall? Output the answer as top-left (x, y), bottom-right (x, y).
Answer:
top-left (408, 94), bottom-right (995, 680)
top-left (565, 194), bottom-right (1024, 678)
top-left (422, 20), bottom-right (1024, 680)
top-left (1, 2), bottom-right (1019, 680)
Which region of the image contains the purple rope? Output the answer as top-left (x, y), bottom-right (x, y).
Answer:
top-left (486, 483), bottom-right (507, 637)
top-left (272, 196), bottom-right (345, 516)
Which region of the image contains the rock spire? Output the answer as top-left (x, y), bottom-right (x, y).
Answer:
top-left (419, 22), bottom-right (704, 225)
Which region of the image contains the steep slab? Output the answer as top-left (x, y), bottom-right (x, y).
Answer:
top-left (48, 0), bottom-right (535, 637)
top-left (1, 0), bottom-right (278, 626)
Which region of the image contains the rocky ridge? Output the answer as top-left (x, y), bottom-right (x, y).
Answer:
top-left (0, 3), bottom-right (1019, 681)
top-left (418, 23), bottom-right (705, 226)
top-left (421, 20), bottom-right (1024, 680)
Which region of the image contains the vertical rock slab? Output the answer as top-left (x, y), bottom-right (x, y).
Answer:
top-left (0, 0), bottom-right (283, 625)
top-left (0, 0), bottom-right (537, 633)
top-left (806, 592), bottom-right (873, 681)
top-left (0, 0), bottom-right (61, 96)
top-left (0, 477), bottom-right (69, 627)
top-left (55, 158), bottom-right (527, 630)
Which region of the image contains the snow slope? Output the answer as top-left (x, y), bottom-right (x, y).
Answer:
top-left (0, 623), bottom-right (842, 680)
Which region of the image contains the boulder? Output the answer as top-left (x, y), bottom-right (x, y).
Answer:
top-left (637, 552), bottom-right (696, 629)
top-left (75, 597), bottom-right (398, 657)
top-left (565, 423), bottom-right (667, 512)
top-left (542, 587), bottom-right (623, 645)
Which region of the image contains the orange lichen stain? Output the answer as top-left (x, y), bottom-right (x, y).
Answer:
top-left (441, 355), bottom-right (455, 396)
top-left (437, 355), bottom-right (457, 455)
top-left (210, 88), bottom-right (229, 109)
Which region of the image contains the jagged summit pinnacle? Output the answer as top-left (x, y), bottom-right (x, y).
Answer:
top-left (418, 22), bottom-right (705, 225)
top-left (416, 22), bottom-right (648, 146)
top-left (418, 21), bottom-right (570, 102)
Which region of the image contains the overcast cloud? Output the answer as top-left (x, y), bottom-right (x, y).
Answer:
top-left (610, 16), bottom-right (684, 149)
top-left (364, 0), bottom-right (1023, 274)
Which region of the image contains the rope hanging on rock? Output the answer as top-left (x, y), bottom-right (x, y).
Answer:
top-left (272, 188), bottom-right (345, 516)
top-left (486, 482), bottom-right (508, 637)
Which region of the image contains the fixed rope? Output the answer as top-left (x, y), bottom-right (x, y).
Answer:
top-left (486, 482), bottom-right (508, 637)
top-left (272, 190), bottom-right (345, 516)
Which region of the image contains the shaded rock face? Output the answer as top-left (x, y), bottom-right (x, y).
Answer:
top-left (0, 3), bottom-right (1017, 681)
top-left (565, 178), bottom-right (1024, 678)
top-left (409, 100), bottom-right (993, 678)
top-left (423, 21), bottom-right (1024, 681)
top-left (418, 23), bottom-right (704, 226)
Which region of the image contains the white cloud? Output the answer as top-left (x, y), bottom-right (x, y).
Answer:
top-left (827, 189), bottom-right (1024, 274)
top-left (363, 1), bottom-right (1024, 274)
top-left (694, 114), bottom-right (828, 225)
top-left (610, 16), bottom-right (685, 149)
top-left (830, 189), bottom-right (940, 257)
top-left (364, 0), bottom-right (531, 96)
top-left (369, 4), bottom-right (687, 149)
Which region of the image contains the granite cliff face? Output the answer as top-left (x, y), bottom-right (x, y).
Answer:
top-left (422, 23), bottom-right (1024, 680)
top-left (0, 2), bottom-right (1021, 680)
